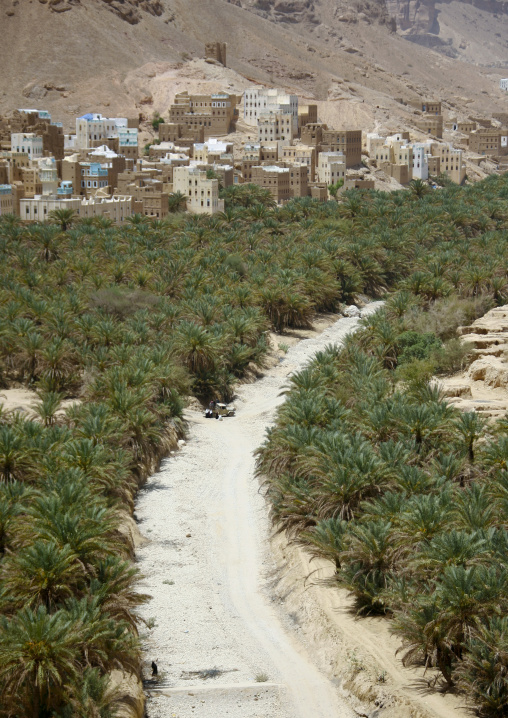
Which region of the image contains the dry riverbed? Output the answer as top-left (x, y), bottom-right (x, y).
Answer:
top-left (135, 302), bottom-right (467, 718)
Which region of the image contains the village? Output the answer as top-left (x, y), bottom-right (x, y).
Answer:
top-left (0, 42), bottom-right (507, 225)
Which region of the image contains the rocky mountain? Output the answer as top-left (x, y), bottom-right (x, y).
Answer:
top-left (1, 0), bottom-right (507, 132)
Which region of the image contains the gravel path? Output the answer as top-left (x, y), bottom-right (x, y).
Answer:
top-left (136, 303), bottom-right (383, 718)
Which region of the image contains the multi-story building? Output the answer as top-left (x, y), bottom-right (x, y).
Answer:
top-left (468, 128), bottom-right (508, 156)
top-left (20, 194), bottom-right (134, 224)
top-left (500, 79), bottom-right (508, 92)
top-left (279, 145), bottom-right (316, 181)
top-left (286, 164), bottom-right (309, 198)
top-left (117, 127), bottom-right (138, 160)
top-left (0, 185), bottom-right (13, 216)
top-left (257, 112), bottom-right (294, 145)
top-left (316, 152), bottom-right (346, 185)
top-left (38, 157), bottom-right (59, 195)
top-left (75, 113), bottom-right (131, 150)
top-left (412, 144), bottom-right (429, 180)
top-left (321, 129), bottom-right (362, 167)
top-left (243, 88), bottom-right (298, 132)
top-left (193, 138), bottom-right (233, 163)
top-left (172, 166), bottom-right (224, 215)
top-left (250, 165), bottom-right (290, 204)
top-left (414, 115), bottom-right (443, 138)
top-left (298, 105), bottom-right (318, 131)
top-left (430, 143), bottom-right (466, 184)
top-left (20, 167), bottom-right (42, 198)
top-left (11, 133), bottom-right (43, 160)
top-left (409, 100), bottom-right (442, 114)
top-left (169, 92), bottom-right (239, 139)
top-left (20, 195), bottom-right (81, 222)
top-left (159, 123), bottom-right (204, 148)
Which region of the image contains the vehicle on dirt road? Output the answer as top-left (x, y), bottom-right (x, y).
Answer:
top-left (204, 402), bottom-right (236, 418)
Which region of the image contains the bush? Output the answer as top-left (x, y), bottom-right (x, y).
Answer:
top-left (396, 331), bottom-right (442, 365)
top-left (431, 337), bottom-right (472, 375)
top-left (404, 296), bottom-right (493, 340)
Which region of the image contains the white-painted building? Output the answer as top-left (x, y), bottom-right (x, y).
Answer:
top-left (75, 113), bottom-right (129, 149)
top-left (38, 157), bottom-right (59, 195)
top-left (243, 88), bottom-right (298, 132)
top-left (316, 151), bottom-right (346, 185)
top-left (412, 144), bottom-right (429, 180)
top-left (172, 166), bottom-right (224, 215)
top-left (20, 194), bottom-right (134, 224)
top-left (500, 79), bottom-right (508, 92)
top-left (11, 133), bottom-right (43, 160)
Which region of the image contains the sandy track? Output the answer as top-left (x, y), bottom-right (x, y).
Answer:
top-left (136, 305), bottom-right (383, 718)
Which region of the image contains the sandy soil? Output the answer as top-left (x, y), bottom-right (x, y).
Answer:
top-left (135, 308), bottom-right (386, 718)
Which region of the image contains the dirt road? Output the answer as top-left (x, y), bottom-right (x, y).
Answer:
top-left (136, 306), bottom-right (382, 718)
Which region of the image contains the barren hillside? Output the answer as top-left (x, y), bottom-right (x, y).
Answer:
top-left (1, 0), bottom-right (507, 131)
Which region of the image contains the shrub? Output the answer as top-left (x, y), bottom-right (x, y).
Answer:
top-left (396, 331), bottom-right (442, 365)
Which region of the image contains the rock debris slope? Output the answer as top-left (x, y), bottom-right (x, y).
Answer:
top-left (135, 305), bottom-right (383, 718)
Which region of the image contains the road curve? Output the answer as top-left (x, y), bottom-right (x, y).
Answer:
top-left (137, 305), bottom-right (382, 718)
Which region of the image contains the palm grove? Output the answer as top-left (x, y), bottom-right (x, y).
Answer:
top-left (0, 175), bottom-right (507, 716)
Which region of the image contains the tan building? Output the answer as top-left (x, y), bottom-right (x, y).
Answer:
top-left (193, 139), bottom-right (233, 164)
top-left (286, 164), bottom-right (308, 198)
top-left (298, 104), bottom-right (318, 130)
top-left (410, 100), bottom-right (442, 114)
top-left (316, 152), bottom-right (346, 186)
top-left (250, 165), bottom-right (290, 204)
top-left (301, 125), bottom-right (362, 167)
top-left (321, 129), bottom-right (362, 168)
top-left (173, 166), bottom-right (224, 215)
top-left (159, 123), bottom-right (204, 149)
top-left (0, 185), bottom-right (13, 216)
top-left (279, 145), bottom-right (316, 181)
top-left (430, 143), bottom-right (466, 184)
top-left (414, 115), bottom-right (443, 138)
top-left (379, 162), bottom-right (412, 185)
top-left (468, 128), bottom-right (508, 157)
top-left (20, 167), bottom-right (42, 198)
top-left (257, 112), bottom-right (294, 144)
top-left (169, 92), bottom-right (239, 139)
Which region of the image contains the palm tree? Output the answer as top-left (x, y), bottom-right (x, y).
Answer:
top-left (168, 191), bottom-right (187, 213)
top-left (0, 540), bottom-right (82, 612)
top-left (48, 208), bottom-right (77, 232)
top-left (0, 605), bottom-right (81, 717)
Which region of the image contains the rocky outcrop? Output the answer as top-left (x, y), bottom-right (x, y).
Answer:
top-left (438, 305), bottom-right (508, 419)
top-left (385, 0), bottom-right (437, 34)
top-left (39, 0), bottom-right (163, 24)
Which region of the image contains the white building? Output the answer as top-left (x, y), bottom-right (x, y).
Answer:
top-left (38, 157), bottom-right (59, 195)
top-left (20, 194), bottom-right (134, 224)
top-left (412, 144), bottom-right (429, 180)
top-left (500, 79), bottom-right (508, 92)
top-left (316, 152), bottom-right (346, 185)
top-left (172, 166), bottom-right (224, 215)
top-left (11, 133), bottom-right (43, 160)
top-left (75, 113), bottom-right (129, 149)
top-left (244, 87), bottom-right (298, 132)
